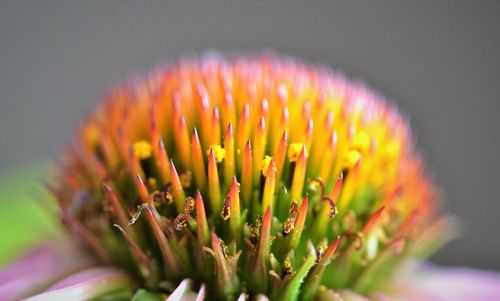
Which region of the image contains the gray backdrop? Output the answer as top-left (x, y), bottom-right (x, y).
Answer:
top-left (1, 1), bottom-right (499, 270)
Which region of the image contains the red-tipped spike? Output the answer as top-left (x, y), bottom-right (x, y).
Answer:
top-left (241, 140), bottom-right (253, 205)
top-left (224, 123), bottom-right (235, 186)
top-left (362, 206), bottom-right (385, 235)
top-left (301, 236), bottom-right (340, 300)
top-left (251, 207), bottom-right (271, 292)
top-left (62, 211), bottom-right (112, 264)
top-left (262, 157), bottom-right (276, 215)
top-left (191, 129), bottom-right (207, 190)
top-left (291, 145), bottom-right (307, 202)
top-left (157, 138), bottom-right (170, 183)
top-left (113, 224), bottom-right (153, 279)
top-left (289, 195), bottom-right (309, 249)
top-left (210, 233), bottom-right (234, 296)
top-left (253, 116), bottom-right (267, 186)
top-left (221, 91), bottom-right (236, 132)
top-left (135, 174), bottom-right (150, 203)
top-left (329, 172), bottom-right (344, 200)
top-left (141, 204), bottom-right (181, 275)
top-left (150, 120), bottom-right (161, 160)
top-left (196, 191), bottom-right (209, 246)
top-left (228, 177), bottom-right (241, 241)
top-left (274, 131), bottom-right (287, 186)
top-left (208, 148), bottom-right (222, 214)
top-left (237, 103), bottom-right (251, 166)
top-left (198, 89), bottom-right (212, 149)
top-left (212, 107), bottom-right (221, 146)
top-left (178, 116), bottom-right (192, 169)
top-left (169, 160), bottom-right (186, 213)
top-left (128, 146), bottom-right (142, 179)
top-left (304, 118), bottom-right (314, 154)
top-left (103, 184), bottom-right (129, 229)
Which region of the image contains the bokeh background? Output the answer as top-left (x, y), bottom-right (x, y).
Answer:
top-left (1, 1), bottom-right (499, 270)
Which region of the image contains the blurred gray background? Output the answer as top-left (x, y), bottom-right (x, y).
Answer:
top-left (1, 1), bottom-right (499, 270)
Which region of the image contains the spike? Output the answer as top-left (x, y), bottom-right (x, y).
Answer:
top-left (135, 174), bottom-right (150, 203)
top-left (140, 204), bottom-right (182, 276)
top-left (289, 195), bottom-right (308, 249)
top-left (304, 118), bottom-right (314, 155)
top-left (191, 129), bottom-right (207, 190)
top-left (253, 117), bottom-right (268, 185)
top-left (224, 124), bottom-right (236, 186)
top-left (241, 140), bottom-right (253, 206)
top-left (212, 107), bottom-right (222, 146)
top-left (329, 172), bottom-right (344, 201)
top-left (169, 160), bottom-right (186, 213)
top-left (196, 191), bottom-right (209, 246)
top-left (301, 237), bottom-right (340, 301)
top-left (62, 211), bottom-right (112, 264)
top-left (262, 158), bottom-right (276, 215)
top-left (274, 106), bottom-right (289, 150)
top-left (177, 116), bottom-right (192, 169)
top-left (362, 206), bottom-right (385, 235)
top-left (251, 208), bottom-right (272, 292)
top-left (103, 184), bottom-right (129, 230)
top-left (157, 139), bottom-right (170, 183)
top-left (113, 224), bottom-right (153, 280)
top-left (274, 131), bottom-right (288, 186)
top-left (221, 91), bottom-right (236, 132)
top-left (208, 148), bottom-right (222, 213)
top-left (290, 146), bottom-right (307, 202)
top-left (209, 233), bottom-right (236, 297)
top-left (128, 146), bottom-right (142, 179)
top-left (198, 89), bottom-right (212, 149)
top-left (237, 103), bottom-right (251, 168)
top-left (228, 177), bottom-right (241, 241)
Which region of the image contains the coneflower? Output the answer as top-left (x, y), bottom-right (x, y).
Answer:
top-left (2, 54), bottom-right (463, 300)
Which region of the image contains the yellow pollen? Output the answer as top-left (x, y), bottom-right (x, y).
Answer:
top-left (147, 177), bottom-right (157, 190)
top-left (133, 140), bottom-right (152, 160)
top-left (180, 171), bottom-right (192, 188)
top-left (288, 143), bottom-right (304, 162)
top-left (258, 156), bottom-right (275, 176)
top-left (344, 149), bottom-right (361, 169)
top-left (208, 145), bottom-right (226, 163)
top-left (352, 131), bottom-right (370, 152)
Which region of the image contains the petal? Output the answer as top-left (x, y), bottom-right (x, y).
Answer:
top-left (167, 279), bottom-right (194, 301)
top-left (376, 261), bottom-right (500, 301)
top-left (25, 267), bottom-right (134, 300)
top-left (0, 239), bottom-right (94, 301)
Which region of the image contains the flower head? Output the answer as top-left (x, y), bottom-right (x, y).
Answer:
top-left (43, 54), bottom-right (448, 300)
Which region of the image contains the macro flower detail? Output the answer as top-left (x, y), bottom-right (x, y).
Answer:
top-left (2, 54), bottom-right (460, 300)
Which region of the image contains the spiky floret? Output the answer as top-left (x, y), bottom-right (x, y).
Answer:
top-left (52, 54), bottom-right (447, 300)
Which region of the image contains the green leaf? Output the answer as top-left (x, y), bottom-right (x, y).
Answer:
top-left (131, 289), bottom-right (165, 301)
top-left (0, 163), bottom-right (62, 267)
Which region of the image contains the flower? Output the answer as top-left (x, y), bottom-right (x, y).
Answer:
top-left (1, 53), bottom-right (499, 300)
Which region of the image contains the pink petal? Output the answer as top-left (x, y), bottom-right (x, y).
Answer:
top-left (0, 240), bottom-right (94, 301)
top-left (403, 265), bottom-right (500, 300)
top-left (376, 261), bottom-right (500, 301)
top-left (167, 279), bottom-right (193, 300)
top-left (25, 267), bottom-right (133, 300)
